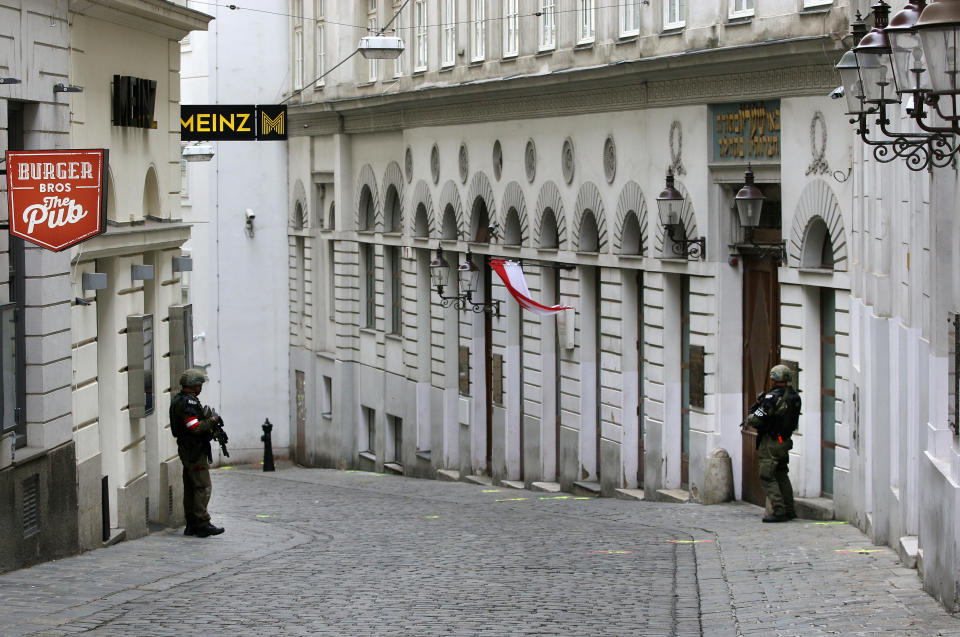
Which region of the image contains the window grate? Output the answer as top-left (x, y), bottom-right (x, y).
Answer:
top-left (168, 485), bottom-right (174, 518)
top-left (145, 496), bottom-right (150, 528)
top-left (22, 474), bottom-right (39, 538)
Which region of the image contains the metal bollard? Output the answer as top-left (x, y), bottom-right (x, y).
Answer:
top-left (260, 419), bottom-right (275, 472)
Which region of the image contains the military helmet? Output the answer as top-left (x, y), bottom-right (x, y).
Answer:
top-left (769, 364), bottom-right (792, 383)
top-left (179, 367), bottom-right (208, 387)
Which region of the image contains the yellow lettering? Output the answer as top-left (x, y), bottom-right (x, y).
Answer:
top-left (180, 115), bottom-right (194, 130)
top-left (196, 113), bottom-right (210, 132)
top-left (219, 114), bottom-right (235, 132)
top-left (237, 112), bottom-right (251, 132)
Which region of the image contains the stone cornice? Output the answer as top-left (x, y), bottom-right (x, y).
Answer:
top-left (69, 0), bottom-right (212, 39)
top-left (76, 221), bottom-right (191, 260)
top-left (291, 36), bottom-right (842, 136)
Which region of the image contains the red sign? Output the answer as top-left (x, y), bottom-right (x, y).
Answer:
top-left (5, 149), bottom-right (108, 252)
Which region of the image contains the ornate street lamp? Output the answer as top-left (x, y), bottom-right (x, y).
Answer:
top-left (656, 168), bottom-right (705, 260)
top-left (733, 166), bottom-right (784, 263)
top-left (838, 1), bottom-right (960, 171)
top-left (429, 247), bottom-right (501, 315)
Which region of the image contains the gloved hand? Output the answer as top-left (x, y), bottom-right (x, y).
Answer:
top-left (202, 405), bottom-right (212, 419)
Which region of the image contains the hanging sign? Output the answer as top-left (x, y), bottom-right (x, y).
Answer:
top-left (180, 104), bottom-right (287, 141)
top-left (5, 149), bottom-right (108, 252)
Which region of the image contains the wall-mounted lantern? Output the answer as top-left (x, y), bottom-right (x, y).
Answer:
top-left (732, 166), bottom-right (785, 264)
top-left (429, 247), bottom-right (500, 315)
top-left (656, 168), bottom-right (705, 260)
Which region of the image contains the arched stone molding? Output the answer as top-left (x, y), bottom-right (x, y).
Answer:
top-left (467, 171), bottom-right (496, 243)
top-left (438, 179), bottom-right (464, 240)
top-left (534, 180), bottom-right (568, 249)
top-left (500, 181), bottom-right (528, 246)
top-left (381, 161), bottom-right (404, 232)
top-left (355, 164), bottom-right (380, 231)
top-left (613, 181), bottom-right (648, 255)
top-left (787, 179), bottom-right (848, 272)
top-left (571, 182), bottom-right (609, 253)
top-left (142, 165), bottom-right (161, 219)
top-left (291, 179), bottom-right (308, 229)
top-left (382, 161), bottom-right (405, 233)
top-left (654, 179), bottom-right (699, 258)
top-left (409, 179), bottom-right (435, 238)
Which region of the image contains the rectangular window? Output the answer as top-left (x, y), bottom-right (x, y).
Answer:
top-left (368, 16), bottom-right (378, 82)
top-left (578, 0), bottom-right (595, 44)
top-left (503, 0), bottom-right (519, 57)
top-left (620, 0), bottom-right (640, 36)
top-left (803, 0), bottom-right (831, 7)
top-left (294, 26), bottom-right (304, 90)
top-left (388, 247), bottom-right (403, 334)
top-left (322, 375), bottom-right (332, 418)
top-left (730, 0), bottom-right (754, 18)
top-left (316, 23), bottom-right (325, 86)
top-left (663, 0), bottom-right (685, 29)
top-left (393, 6), bottom-right (404, 76)
top-left (387, 414), bottom-right (403, 464)
top-left (328, 247), bottom-right (335, 321)
top-left (363, 406), bottom-right (376, 454)
top-left (442, 0), bottom-right (456, 67)
top-left (368, 0), bottom-right (377, 11)
top-left (539, 0), bottom-right (556, 50)
top-left (472, 0), bottom-right (486, 61)
top-left (362, 244), bottom-right (376, 329)
top-left (415, 0), bottom-right (428, 71)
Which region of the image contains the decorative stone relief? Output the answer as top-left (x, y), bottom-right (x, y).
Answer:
top-left (806, 111), bottom-right (830, 176)
top-left (669, 121), bottom-right (686, 176)
top-left (603, 135), bottom-right (616, 184)
top-left (493, 140), bottom-right (503, 181)
top-left (459, 143), bottom-right (469, 184)
top-left (525, 139), bottom-right (537, 183)
top-left (561, 138), bottom-right (575, 184)
top-left (405, 146), bottom-right (413, 183)
top-left (430, 143), bottom-right (440, 185)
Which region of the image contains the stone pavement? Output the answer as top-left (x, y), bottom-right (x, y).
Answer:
top-left (0, 465), bottom-right (958, 636)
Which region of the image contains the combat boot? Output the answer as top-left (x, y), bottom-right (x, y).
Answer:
top-left (183, 525), bottom-right (196, 536)
top-left (762, 513), bottom-right (789, 523)
top-left (195, 523), bottom-right (225, 537)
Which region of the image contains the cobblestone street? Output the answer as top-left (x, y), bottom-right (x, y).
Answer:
top-left (1, 465), bottom-right (958, 636)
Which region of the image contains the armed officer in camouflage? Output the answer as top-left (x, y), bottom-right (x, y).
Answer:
top-left (170, 368), bottom-right (226, 537)
top-left (745, 364), bottom-right (802, 523)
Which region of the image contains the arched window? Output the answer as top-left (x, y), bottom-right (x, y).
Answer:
top-left (414, 203), bottom-right (429, 238)
top-left (621, 211), bottom-right (642, 255)
top-left (579, 210), bottom-right (599, 252)
top-left (801, 217), bottom-right (834, 269)
top-left (359, 185), bottom-right (375, 231)
top-left (441, 204), bottom-right (458, 240)
top-left (540, 208), bottom-right (559, 249)
top-left (384, 185), bottom-right (401, 233)
top-left (470, 197), bottom-right (490, 242)
top-left (504, 208), bottom-right (522, 246)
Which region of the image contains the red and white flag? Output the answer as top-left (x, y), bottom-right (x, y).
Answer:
top-left (490, 259), bottom-right (573, 316)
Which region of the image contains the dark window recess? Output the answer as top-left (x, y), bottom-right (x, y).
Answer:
top-left (22, 474), bottom-right (39, 538)
top-left (168, 486), bottom-right (174, 518)
top-left (112, 75), bottom-right (157, 128)
top-left (145, 497), bottom-right (150, 528)
top-left (689, 345), bottom-right (705, 409)
top-left (492, 353), bottom-right (504, 405)
top-left (459, 345), bottom-right (470, 396)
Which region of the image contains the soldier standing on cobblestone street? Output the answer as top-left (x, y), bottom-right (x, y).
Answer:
top-left (745, 364), bottom-right (802, 523)
top-left (170, 367), bottom-right (226, 538)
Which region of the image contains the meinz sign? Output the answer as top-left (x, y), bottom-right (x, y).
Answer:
top-left (5, 149), bottom-right (108, 252)
top-left (180, 105), bottom-right (287, 141)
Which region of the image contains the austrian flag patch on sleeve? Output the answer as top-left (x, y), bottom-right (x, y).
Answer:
top-left (186, 417), bottom-right (200, 430)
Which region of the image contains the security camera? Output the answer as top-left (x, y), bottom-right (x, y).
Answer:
top-left (244, 209), bottom-right (255, 221)
top-left (244, 209), bottom-right (255, 238)
top-left (829, 86), bottom-right (844, 99)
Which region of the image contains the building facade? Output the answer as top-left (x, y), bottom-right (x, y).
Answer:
top-left (67, 0), bottom-right (211, 550)
top-left (286, 0), bottom-right (853, 513)
top-left (0, 0), bottom-right (79, 572)
top-left (179, 0), bottom-right (291, 466)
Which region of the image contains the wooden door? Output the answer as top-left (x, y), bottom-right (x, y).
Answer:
top-left (484, 256), bottom-right (493, 474)
top-left (741, 256), bottom-right (780, 506)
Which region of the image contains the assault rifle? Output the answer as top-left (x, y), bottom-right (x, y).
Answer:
top-left (742, 391), bottom-right (773, 430)
top-left (208, 407), bottom-right (230, 458)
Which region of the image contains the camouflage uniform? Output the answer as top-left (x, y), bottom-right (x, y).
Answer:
top-left (169, 373), bottom-right (220, 532)
top-left (746, 366), bottom-right (802, 521)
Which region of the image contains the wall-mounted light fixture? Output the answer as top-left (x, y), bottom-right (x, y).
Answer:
top-left (172, 256), bottom-right (193, 273)
top-left (131, 264), bottom-right (154, 281)
top-left (53, 83), bottom-right (83, 93)
top-left (656, 168), bottom-right (705, 260)
top-left (837, 1), bottom-right (960, 171)
top-left (429, 247), bottom-right (501, 316)
top-left (358, 36), bottom-right (405, 59)
top-left (81, 272), bottom-right (107, 291)
top-left (733, 165), bottom-right (785, 264)
top-left (0, 78), bottom-right (21, 85)
top-left (182, 142), bottom-right (215, 163)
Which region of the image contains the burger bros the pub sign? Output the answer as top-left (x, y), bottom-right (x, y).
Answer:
top-left (5, 149), bottom-right (108, 251)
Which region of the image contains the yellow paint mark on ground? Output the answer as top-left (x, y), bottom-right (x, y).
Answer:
top-left (587, 550), bottom-right (633, 555)
top-left (495, 497), bottom-right (528, 502)
top-left (418, 515), bottom-right (441, 519)
top-left (255, 515), bottom-right (274, 518)
top-left (482, 489), bottom-right (502, 493)
top-left (217, 466), bottom-right (234, 470)
top-left (811, 521), bottom-right (849, 526)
